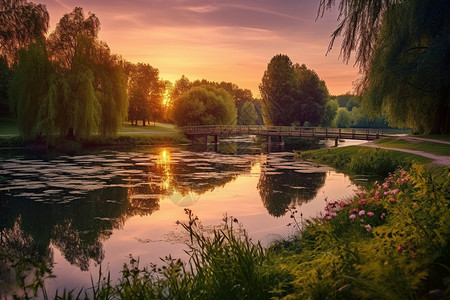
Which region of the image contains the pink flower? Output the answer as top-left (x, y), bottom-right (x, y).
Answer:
top-left (349, 214), bottom-right (356, 220)
top-left (374, 180), bottom-right (379, 185)
top-left (401, 177), bottom-right (409, 183)
top-left (367, 212), bottom-right (375, 217)
top-left (397, 245), bottom-right (403, 253)
top-left (382, 182), bottom-right (389, 189)
top-left (365, 224), bottom-right (372, 232)
top-left (359, 210), bottom-right (366, 216)
top-left (389, 197), bottom-right (396, 203)
top-left (401, 170), bottom-right (407, 177)
top-left (358, 199), bottom-right (366, 205)
top-left (391, 189), bottom-right (399, 195)
top-left (373, 190), bottom-right (380, 200)
top-left (380, 213), bottom-right (386, 219)
top-left (352, 208), bottom-right (359, 213)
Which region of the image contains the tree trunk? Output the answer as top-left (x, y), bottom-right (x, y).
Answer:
top-left (67, 128), bottom-right (75, 140)
top-left (430, 86), bottom-right (449, 134)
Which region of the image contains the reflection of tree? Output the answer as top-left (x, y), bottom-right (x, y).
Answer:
top-left (258, 169), bottom-right (326, 217)
top-left (0, 218), bottom-right (53, 297)
top-left (154, 149), bottom-right (254, 201)
top-left (52, 220), bottom-right (104, 271)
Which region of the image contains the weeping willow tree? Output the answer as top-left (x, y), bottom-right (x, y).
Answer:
top-left (9, 39), bottom-right (56, 141)
top-left (92, 43), bottom-right (128, 137)
top-left (319, 0), bottom-right (450, 133)
top-left (9, 7), bottom-right (128, 141)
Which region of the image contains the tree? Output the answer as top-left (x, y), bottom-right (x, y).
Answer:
top-left (0, 0), bottom-right (49, 66)
top-left (0, 56), bottom-right (13, 114)
top-left (127, 63), bottom-right (164, 126)
top-left (334, 107), bottom-right (351, 128)
top-left (259, 54), bottom-right (328, 126)
top-left (171, 85), bottom-right (237, 127)
top-left (361, 0), bottom-right (450, 133)
top-left (9, 39), bottom-right (56, 141)
top-left (259, 54), bottom-right (297, 126)
top-left (47, 7), bottom-right (100, 69)
top-left (319, 0), bottom-right (450, 133)
top-left (238, 101), bottom-right (258, 125)
top-left (321, 99), bottom-right (338, 127)
top-left (292, 64), bottom-right (329, 126)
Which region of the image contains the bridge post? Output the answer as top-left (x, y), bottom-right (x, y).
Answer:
top-left (335, 136), bottom-right (338, 147)
top-left (214, 134), bottom-right (219, 145)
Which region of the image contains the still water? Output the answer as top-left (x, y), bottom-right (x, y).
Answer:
top-left (0, 140), bottom-right (358, 297)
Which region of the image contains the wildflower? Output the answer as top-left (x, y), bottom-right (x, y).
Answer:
top-left (401, 177), bottom-right (409, 183)
top-left (373, 190), bottom-right (380, 200)
top-left (397, 245), bottom-right (403, 253)
top-left (358, 199), bottom-right (366, 205)
top-left (367, 212), bottom-right (375, 217)
top-left (349, 214), bottom-right (356, 220)
top-left (339, 201), bottom-right (347, 208)
top-left (380, 213), bottom-right (386, 219)
top-left (389, 197), bottom-right (396, 203)
top-left (359, 210), bottom-right (366, 216)
top-left (401, 170), bottom-right (407, 177)
top-left (364, 224), bottom-right (372, 232)
top-left (352, 208), bottom-right (359, 213)
top-left (331, 212), bottom-right (337, 217)
top-left (382, 182), bottom-right (389, 189)
top-left (374, 180), bottom-right (379, 185)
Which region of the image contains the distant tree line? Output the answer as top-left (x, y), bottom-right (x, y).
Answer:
top-left (169, 76), bottom-right (263, 127)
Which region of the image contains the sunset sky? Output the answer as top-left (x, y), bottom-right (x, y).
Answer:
top-left (40, 0), bottom-right (360, 96)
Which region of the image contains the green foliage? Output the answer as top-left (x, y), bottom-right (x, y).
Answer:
top-left (238, 100), bottom-right (258, 125)
top-left (127, 63), bottom-right (164, 126)
top-left (335, 107), bottom-right (351, 128)
top-left (259, 54), bottom-right (328, 126)
top-left (361, 0), bottom-right (450, 134)
top-left (272, 166), bottom-right (450, 298)
top-left (171, 85), bottom-right (237, 127)
top-left (9, 40), bottom-right (55, 141)
top-left (10, 7), bottom-right (128, 141)
top-left (321, 99), bottom-right (338, 127)
top-left (297, 146), bottom-right (433, 177)
top-left (170, 75), bottom-right (263, 125)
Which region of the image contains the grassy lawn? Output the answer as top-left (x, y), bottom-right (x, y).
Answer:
top-left (413, 134), bottom-right (450, 142)
top-left (0, 117), bottom-right (19, 135)
top-left (375, 137), bottom-right (450, 156)
top-left (297, 145), bottom-right (433, 178)
top-left (119, 122), bottom-right (181, 135)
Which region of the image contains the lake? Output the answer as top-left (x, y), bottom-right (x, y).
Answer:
top-left (0, 139), bottom-right (359, 297)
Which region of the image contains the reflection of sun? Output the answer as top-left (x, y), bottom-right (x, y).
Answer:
top-left (156, 149), bottom-right (201, 207)
top-left (157, 149), bottom-right (172, 191)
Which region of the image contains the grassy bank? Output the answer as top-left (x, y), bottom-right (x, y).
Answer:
top-left (296, 146), bottom-right (432, 178)
top-left (375, 137), bottom-right (450, 156)
top-left (0, 122), bottom-right (188, 150)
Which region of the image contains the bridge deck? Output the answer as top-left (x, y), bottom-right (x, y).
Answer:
top-left (182, 125), bottom-right (386, 140)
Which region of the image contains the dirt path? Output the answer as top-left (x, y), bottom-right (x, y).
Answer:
top-left (395, 136), bottom-right (450, 145)
top-left (360, 141), bottom-right (450, 166)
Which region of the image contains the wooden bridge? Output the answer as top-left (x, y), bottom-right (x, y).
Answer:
top-left (182, 125), bottom-right (387, 144)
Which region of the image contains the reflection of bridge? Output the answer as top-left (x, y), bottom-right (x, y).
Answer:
top-left (182, 125), bottom-right (387, 146)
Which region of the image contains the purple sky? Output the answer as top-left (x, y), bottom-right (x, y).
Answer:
top-left (40, 0), bottom-right (359, 96)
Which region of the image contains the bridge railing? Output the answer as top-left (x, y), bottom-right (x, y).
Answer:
top-left (181, 125), bottom-right (387, 139)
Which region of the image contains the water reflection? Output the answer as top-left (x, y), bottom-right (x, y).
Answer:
top-left (0, 145), bottom-right (352, 296)
top-left (258, 153), bottom-right (329, 217)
